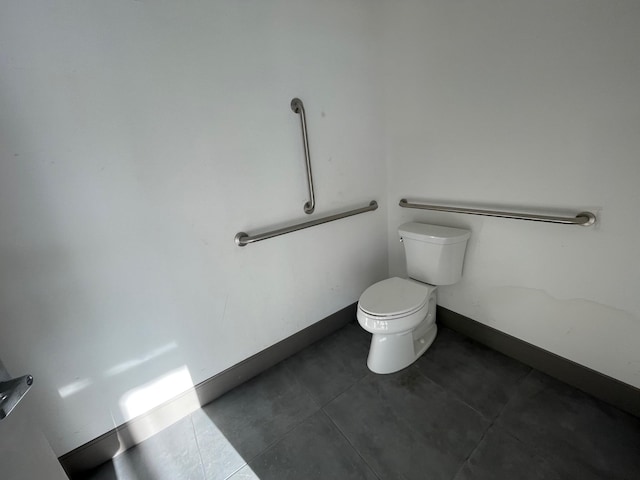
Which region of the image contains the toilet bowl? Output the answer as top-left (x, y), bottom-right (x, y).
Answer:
top-left (357, 277), bottom-right (437, 374)
top-left (357, 222), bottom-right (471, 374)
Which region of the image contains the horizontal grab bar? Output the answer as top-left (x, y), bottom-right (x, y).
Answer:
top-left (235, 201), bottom-right (378, 247)
top-left (399, 199), bottom-right (596, 226)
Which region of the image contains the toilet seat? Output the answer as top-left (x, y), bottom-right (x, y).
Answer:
top-left (358, 277), bottom-right (430, 319)
top-left (357, 276), bottom-right (439, 373)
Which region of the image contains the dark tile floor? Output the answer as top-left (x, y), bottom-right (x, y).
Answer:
top-left (83, 323), bottom-right (640, 480)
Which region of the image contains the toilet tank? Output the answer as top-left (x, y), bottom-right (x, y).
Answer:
top-left (398, 222), bottom-right (471, 286)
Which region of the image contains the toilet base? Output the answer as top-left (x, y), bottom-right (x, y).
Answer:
top-left (366, 323), bottom-right (438, 374)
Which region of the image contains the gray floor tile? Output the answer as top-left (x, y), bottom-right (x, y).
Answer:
top-left (246, 410), bottom-right (379, 480)
top-left (496, 370), bottom-right (640, 480)
top-left (324, 368), bottom-right (490, 480)
top-left (193, 362), bottom-right (319, 479)
top-left (189, 409), bottom-right (247, 480)
top-left (80, 325), bottom-right (640, 480)
top-left (284, 322), bottom-right (371, 406)
top-left (415, 327), bottom-right (531, 419)
top-left (84, 415), bottom-right (205, 480)
top-left (454, 425), bottom-right (563, 480)
top-left (226, 465), bottom-right (260, 480)
top-left (82, 463), bottom-right (119, 480)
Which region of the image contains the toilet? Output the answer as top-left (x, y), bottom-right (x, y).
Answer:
top-left (357, 222), bottom-right (471, 374)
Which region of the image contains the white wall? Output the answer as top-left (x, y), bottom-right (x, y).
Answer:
top-left (0, 1), bottom-right (387, 455)
top-left (382, 0), bottom-right (640, 388)
top-left (0, 358), bottom-right (67, 480)
top-left (0, 406), bottom-right (68, 480)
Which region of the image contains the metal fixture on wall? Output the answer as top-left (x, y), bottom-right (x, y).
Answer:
top-left (399, 199), bottom-right (596, 226)
top-left (235, 201), bottom-right (378, 247)
top-left (0, 373), bottom-right (33, 420)
top-left (291, 98), bottom-right (315, 214)
top-left (235, 97), bottom-right (378, 247)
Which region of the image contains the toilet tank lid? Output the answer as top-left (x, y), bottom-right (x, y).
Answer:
top-left (398, 222), bottom-right (470, 244)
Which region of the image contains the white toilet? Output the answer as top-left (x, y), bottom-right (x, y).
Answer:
top-left (357, 222), bottom-right (471, 374)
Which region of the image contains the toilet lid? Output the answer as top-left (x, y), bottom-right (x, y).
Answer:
top-left (359, 277), bottom-right (430, 317)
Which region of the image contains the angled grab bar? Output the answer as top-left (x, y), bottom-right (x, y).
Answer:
top-left (291, 98), bottom-right (315, 214)
top-left (399, 199), bottom-right (596, 226)
top-left (235, 201), bottom-right (378, 246)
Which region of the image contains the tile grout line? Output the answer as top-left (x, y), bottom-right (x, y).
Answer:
top-left (222, 464), bottom-right (248, 480)
top-left (490, 368), bottom-right (569, 467)
top-left (224, 365), bottom-right (323, 476)
top-left (198, 362), bottom-right (322, 480)
top-left (321, 403), bottom-right (383, 480)
top-left (449, 423), bottom-right (490, 480)
top-left (493, 367), bottom-right (534, 421)
top-left (410, 363), bottom-right (488, 420)
top-left (226, 407), bottom-right (323, 478)
top-left (188, 412), bottom-right (210, 480)
top-left (497, 424), bottom-right (568, 480)
top-left (449, 380), bottom-right (518, 480)
top-left (280, 329), bottom-right (370, 408)
top-left (281, 356), bottom-right (325, 411)
top-left (486, 369), bottom-right (569, 480)
top-left (448, 366), bottom-right (535, 480)
top-left (322, 372), bottom-right (384, 479)
top-left (492, 367), bottom-right (534, 440)
top-left (316, 367), bottom-right (371, 408)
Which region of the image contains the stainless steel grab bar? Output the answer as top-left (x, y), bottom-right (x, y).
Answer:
top-left (399, 199), bottom-right (596, 226)
top-left (235, 201), bottom-right (378, 246)
top-left (291, 98), bottom-right (315, 214)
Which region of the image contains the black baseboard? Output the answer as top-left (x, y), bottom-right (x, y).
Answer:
top-left (59, 303), bottom-right (357, 478)
top-left (437, 305), bottom-right (640, 418)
